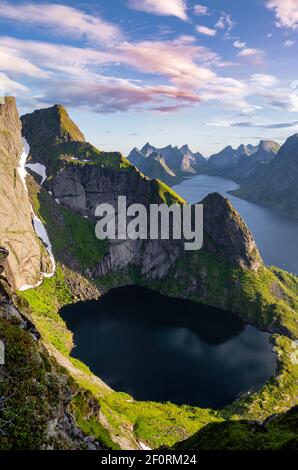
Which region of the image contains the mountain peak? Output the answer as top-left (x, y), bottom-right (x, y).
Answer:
top-left (201, 192), bottom-right (262, 271)
top-left (21, 104), bottom-right (85, 149)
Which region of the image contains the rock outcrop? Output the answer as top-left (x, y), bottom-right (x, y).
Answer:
top-left (0, 97), bottom-right (45, 290)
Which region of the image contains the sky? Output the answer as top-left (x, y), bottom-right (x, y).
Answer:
top-left (0, 0), bottom-right (298, 157)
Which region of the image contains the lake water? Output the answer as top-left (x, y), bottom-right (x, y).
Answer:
top-left (61, 286), bottom-right (277, 408)
top-left (173, 175), bottom-right (298, 274)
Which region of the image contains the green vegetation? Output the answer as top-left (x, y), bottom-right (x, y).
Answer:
top-left (17, 248), bottom-right (298, 449)
top-left (18, 265), bottom-right (73, 355)
top-left (70, 391), bottom-right (120, 450)
top-left (47, 141), bottom-right (132, 175)
top-left (28, 177), bottom-right (106, 270)
top-left (151, 179), bottom-right (185, 205)
top-left (174, 405), bottom-right (298, 450)
top-left (0, 311), bottom-right (68, 449)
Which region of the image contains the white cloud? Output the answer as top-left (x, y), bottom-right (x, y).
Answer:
top-left (237, 47), bottom-right (265, 64)
top-left (0, 47), bottom-right (48, 77)
top-left (127, 0), bottom-right (188, 20)
top-left (0, 1), bottom-right (122, 45)
top-left (215, 12), bottom-right (234, 36)
top-left (284, 40), bottom-right (295, 47)
top-left (233, 40), bottom-right (246, 49)
top-left (266, 0), bottom-right (298, 30)
top-left (196, 25), bottom-right (217, 36)
top-left (0, 72), bottom-right (28, 95)
top-left (193, 4), bottom-right (209, 16)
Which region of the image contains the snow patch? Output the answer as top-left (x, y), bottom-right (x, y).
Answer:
top-left (26, 162), bottom-right (47, 185)
top-left (139, 442), bottom-right (152, 451)
top-left (18, 138), bottom-right (56, 290)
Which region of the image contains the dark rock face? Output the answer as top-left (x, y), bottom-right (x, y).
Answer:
top-left (21, 104), bottom-right (85, 166)
top-left (202, 193), bottom-right (261, 271)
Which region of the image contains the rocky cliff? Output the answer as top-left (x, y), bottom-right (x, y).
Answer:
top-left (0, 97), bottom-right (47, 290)
top-left (21, 105), bottom-right (262, 283)
top-left (232, 134), bottom-right (298, 218)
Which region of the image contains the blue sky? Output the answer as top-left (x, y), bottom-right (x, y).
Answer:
top-left (0, 0), bottom-right (297, 156)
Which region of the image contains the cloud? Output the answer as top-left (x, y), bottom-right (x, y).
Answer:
top-left (196, 25), bottom-right (217, 36)
top-left (237, 47), bottom-right (265, 64)
top-left (38, 79), bottom-right (201, 114)
top-left (117, 36), bottom-right (217, 88)
top-left (127, 0), bottom-right (188, 20)
top-left (284, 40), bottom-right (295, 47)
top-left (266, 0), bottom-right (298, 30)
top-left (207, 119), bottom-right (298, 129)
top-left (231, 120), bottom-right (298, 129)
top-left (0, 46), bottom-right (49, 77)
top-left (193, 4), bottom-right (209, 16)
top-left (0, 72), bottom-right (28, 95)
top-left (0, 1), bottom-right (122, 45)
top-left (215, 12), bottom-right (234, 37)
top-left (233, 40), bottom-right (246, 49)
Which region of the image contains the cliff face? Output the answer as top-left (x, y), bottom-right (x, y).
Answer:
top-left (232, 134), bottom-right (298, 218)
top-left (21, 104), bottom-right (262, 282)
top-left (0, 97), bottom-right (45, 290)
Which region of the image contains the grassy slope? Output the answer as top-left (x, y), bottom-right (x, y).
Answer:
top-left (14, 150), bottom-right (298, 449)
top-left (18, 256), bottom-right (298, 449)
top-left (174, 405), bottom-right (298, 450)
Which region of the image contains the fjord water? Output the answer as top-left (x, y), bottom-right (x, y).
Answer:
top-left (62, 286), bottom-right (276, 408)
top-left (173, 175), bottom-right (298, 274)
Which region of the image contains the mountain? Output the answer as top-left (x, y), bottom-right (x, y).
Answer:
top-left (136, 151), bottom-right (178, 186)
top-left (0, 97), bottom-right (50, 290)
top-left (252, 140), bottom-right (280, 162)
top-left (232, 134), bottom-right (298, 217)
top-left (207, 140), bottom-right (280, 182)
top-left (127, 142), bottom-right (207, 185)
top-left (208, 145), bottom-right (238, 168)
top-left (21, 104), bottom-right (85, 169)
top-left (127, 147), bottom-right (145, 167)
top-left (1, 98), bottom-right (298, 450)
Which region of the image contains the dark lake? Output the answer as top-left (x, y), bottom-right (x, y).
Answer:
top-left (61, 286), bottom-right (277, 408)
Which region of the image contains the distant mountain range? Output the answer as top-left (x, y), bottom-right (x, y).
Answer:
top-left (206, 140), bottom-right (281, 182)
top-left (127, 143), bottom-right (208, 184)
top-left (127, 136), bottom-right (298, 219)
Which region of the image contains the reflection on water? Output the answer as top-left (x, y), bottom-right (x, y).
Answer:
top-left (61, 286), bottom-right (277, 408)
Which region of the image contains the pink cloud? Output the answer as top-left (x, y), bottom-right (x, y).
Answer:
top-left (127, 0), bottom-right (188, 20)
top-left (266, 0), bottom-right (298, 30)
